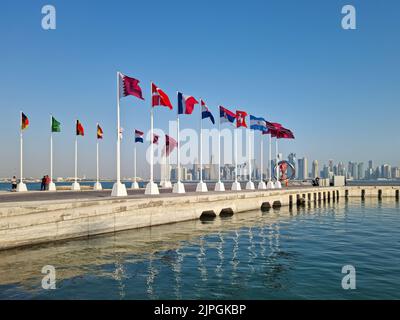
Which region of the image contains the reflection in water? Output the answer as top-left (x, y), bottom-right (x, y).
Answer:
top-left (0, 198), bottom-right (399, 300)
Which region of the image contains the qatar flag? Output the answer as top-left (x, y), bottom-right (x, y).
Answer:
top-left (119, 72), bottom-right (144, 100)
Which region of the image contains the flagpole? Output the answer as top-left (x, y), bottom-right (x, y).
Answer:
top-left (111, 72), bottom-right (127, 196)
top-left (246, 129), bottom-right (255, 189)
top-left (215, 111), bottom-right (225, 191)
top-left (258, 132), bottom-right (266, 189)
top-left (131, 141), bottom-right (139, 189)
top-left (266, 133), bottom-right (274, 189)
top-left (16, 111), bottom-right (27, 192)
top-left (48, 115), bottom-right (56, 191)
top-left (274, 137), bottom-right (282, 188)
top-left (71, 128), bottom-right (81, 191)
top-left (231, 126), bottom-right (241, 191)
top-left (173, 101), bottom-right (185, 193)
top-left (145, 82), bottom-right (159, 195)
top-left (196, 99), bottom-right (207, 192)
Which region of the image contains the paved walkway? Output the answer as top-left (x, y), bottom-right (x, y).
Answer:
top-left (0, 182), bottom-right (313, 204)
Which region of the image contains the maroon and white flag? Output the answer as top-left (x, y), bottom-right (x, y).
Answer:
top-left (119, 72), bottom-right (144, 100)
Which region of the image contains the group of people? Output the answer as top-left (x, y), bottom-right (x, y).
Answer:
top-left (10, 175), bottom-right (52, 191)
top-left (40, 175), bottom-right (51, 191)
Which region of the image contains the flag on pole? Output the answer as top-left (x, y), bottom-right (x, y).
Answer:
top-left (76, 120), bottom-right (84, 136)
top-left (219, 106), bottom-right (236, 125)
top-left (21, 112), bottom-right (29, 130)
top-left (119, 73), bottom-right (144, 100)
top-left (250, 115), bottom-right (267, 131)
top-left (164, 134), bottom-right (178, 156)
top-left (177, 92), bottom-right (198, 115)
top-left (97, 124), bottom-right (103, 139)
top-left (277, 128), bottom-right (295, 139)
top-left (153, 133), bottom-right (159, 144)
top-left (201, 99), bottom-right (215, 124)
top-left (135, 129), bottom-right (144, 143)
top-left (236, 110), bottom-right (248, 128)
top-left (51, 116), bottom-right (61, 132)
top-left (152, 83), bottom-right (173, 109)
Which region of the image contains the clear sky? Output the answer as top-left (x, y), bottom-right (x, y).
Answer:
top-left (0, 0), bottom-right (399, 179)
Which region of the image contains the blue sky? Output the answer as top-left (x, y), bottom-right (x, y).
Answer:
top-left (0, 0), bottom-right (399, 179)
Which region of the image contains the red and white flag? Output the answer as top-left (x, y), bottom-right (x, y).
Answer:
top-left (236, 110), bottom-right (248, 128)
top-left (152, 83), bottom-right (173, 110)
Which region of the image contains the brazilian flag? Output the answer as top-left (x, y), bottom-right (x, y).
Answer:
top-left (51, 116), bottom-right (61, 132)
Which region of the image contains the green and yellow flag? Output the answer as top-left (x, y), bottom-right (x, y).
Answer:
top-left (51, 116), bottom-right (61, 132)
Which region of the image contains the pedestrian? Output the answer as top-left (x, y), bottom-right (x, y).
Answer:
top-left (41, 176), bottom-right (46, 191)
top-left (45, 175), bottom-right (51, 191)
top-left (11, 176), bottom-right (17, 192)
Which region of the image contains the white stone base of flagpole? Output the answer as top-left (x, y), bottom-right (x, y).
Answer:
top-left (274, 181), bottom-right (282, 189)
top-left (258, 181), bottom-right (267, 190)
top-left (196, 181), bottom-right (208, 192)
top-left (246, 181), bottom-right (255, 190)
top-left (145, 181), bottom-right (159, 195)
top-left (111, 182), bottom-right (127, 197)
top-left (93, 182), bottom-right (103, 191)
top-left (48, 182), bottom-right (57, 191)
top-left (214, 181), bottom-right (225, 192)
top-left (231, 181), bottom-right (241, 191)
top-left (266, 180), bottom-right (275, 189)
top-left (173, 181), bottom-right (185, 194)
top-left (16, 182), bottom-right (27, 192)
top-left (164, 181), bottom-right (172, 188)
top-left (130, 181), bottom-right (139, 190)
top-left (71, 182), bottom-right (81, 191)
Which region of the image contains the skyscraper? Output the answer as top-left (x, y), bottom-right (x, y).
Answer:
top-left (298, 157), bottom-right (308, 180)
top-left (312, 160), bottom-right (319, 179)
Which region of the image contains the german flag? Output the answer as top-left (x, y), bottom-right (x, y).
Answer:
top-left (21, 112), bottom-right (29, 130)
top-left (76, 120), bottom-right (84, 136)
top-left (97, 124), bottom-right (103, 139)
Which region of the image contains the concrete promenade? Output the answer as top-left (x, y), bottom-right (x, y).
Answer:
top-left (0, 184), bottom-right (399, 250)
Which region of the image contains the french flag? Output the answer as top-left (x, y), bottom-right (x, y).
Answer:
top-left (201, 99), bottom-right (215, 124)
top-left (178, 92), bottom-right (198, 115)
top-left (219, 106), bottom-right (236, 125)
top-left (135, 129), bottom-right (144, 143)
top-left (250, 115), bottom-right (267, 131)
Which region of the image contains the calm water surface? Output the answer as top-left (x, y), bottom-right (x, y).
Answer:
top-left (0, 198), bottom-right (399, 299)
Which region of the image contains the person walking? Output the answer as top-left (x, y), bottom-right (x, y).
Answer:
top-left (11, 176), bottom-right (17, 192)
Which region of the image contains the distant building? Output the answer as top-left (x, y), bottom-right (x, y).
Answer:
top-left (311, 160), bottom-right (319, 179)
top-left (358, 163), bottom-right (365, 180)
top-left (298, 157), bottom-right (308, 180)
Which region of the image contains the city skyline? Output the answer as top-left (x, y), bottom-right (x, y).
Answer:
top-left (1, 0), bottom-right (400, 179)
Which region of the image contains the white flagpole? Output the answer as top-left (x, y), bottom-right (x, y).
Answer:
top-left (231, 126), bottom-right (241, 191)
top-left (260, 134), bottom-right (263, 180)
top-left (71, 127), bottom-right (81, 191)
top-left (258, 131), bottom-right (266, 189)
top-left (48, 115), bottom-right (56, 191)
top-left (94, 124), bottom-right (102, 191)
top-left (199, 101), bottom-right (203, 183)
top-left (145, 82), bottom-right (159, 194)
top-left (16, 111), bottom-right (27, 192)
top-left (111, 72), bottom-right (127, 196)
top-left (131, 140), bottom-right (139, 189)
top-left (173, 99), bottom-right (185, 193)
top-left (274, 137), bottom-right (282, 188)
top-left (246, 129), bottom-right (255, 189)
top-left (196, 99), bottom-right (207, 192)
top-left (215, 111), bottom-right (225, 191)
